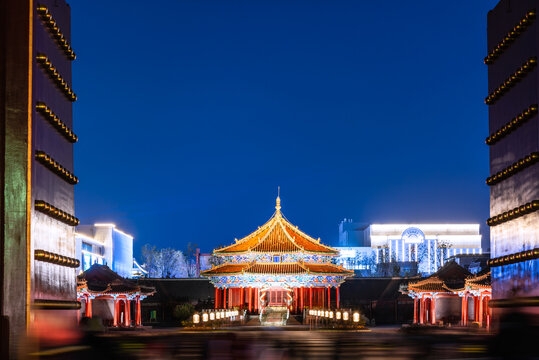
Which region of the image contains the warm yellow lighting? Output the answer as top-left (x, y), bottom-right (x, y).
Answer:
top-left (325, 311), bottom-right (329, 318)
top-left (353, 312), bottom-right (360, 322)
top-left (336, 311), bottom-right (341, 320)
top-left (193, 314), bottom-right (200, 324)
top-left (202, 313), bottom-right (208, 322)
top-left (329, 311), bottom-right (334, 319)
top-left (343, 312), bottom-right (349, 321)
top-left (215, 312), bottom-right (220, 320)
top-left (221, 311), bottom-right (225, 318)
top-left (209, 312), bottom-right (215, 321)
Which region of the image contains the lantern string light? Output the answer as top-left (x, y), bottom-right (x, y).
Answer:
top-left (487, 200), bottom-right (539, 226)
top-left (484, 10), bottom-right (536, 65)
top-left (486, 104), bottom-right (538, 145)
top-left (34, 200), bottom-right (80, 226)
top-left (487, 248), bottom-right (539, 267)
top-left (35, 102), bottom-right (78, 143)
top-left (486, 152), bottom-right (539, 186)
top-left (34, 249), bottom-right (80, 268)
top-left (485, 57), bottom-right (537, 105)
top-left (36, 54), bottom-right (77, 101)
top-left (35, 150), bottom-right (78, 185)
top-left (36, 4), bottom-right (76, 60)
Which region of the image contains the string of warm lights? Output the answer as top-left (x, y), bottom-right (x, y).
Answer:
top-left (36, 54), bottom-right (77, 101)
top-left (35, 150), bottom-right (78, 185)
top-left (35, 102), bottom-right (78, 143)
top-left (486, 200), bottom-right (539, 226)
top-left (34, 249), bottom-right (80, 268)
top-left (34, 200), bottom-right (80, 226)
top-left (485, 57), bottom-right (537, 105)
top-left (486, 152), bottom-right (539, 186)
top-left (487, 248), bottom-right (539, 267)
top-left (486, 104), bottom-right (538, 145)
top-left (484, 10), bottom-right (536, 65)
top-left (36, 4), bottom-right (76, 60)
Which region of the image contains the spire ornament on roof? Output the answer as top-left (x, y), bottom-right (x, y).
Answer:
top-left (275, 186), bottom-right (281, 212)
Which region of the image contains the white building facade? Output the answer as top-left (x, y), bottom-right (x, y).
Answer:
top-left (335, 223), bottom-right (482, 276)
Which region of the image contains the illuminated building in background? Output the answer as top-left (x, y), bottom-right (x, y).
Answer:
top-left (75, 223), bottom-right (134, 278)
top-left (0, 0), bottom-right (78, 356)
top-left (485, 1), bottom-right (539, 313)
top-left (202, 195), bottom-right (353, 315)
top-left (335, 223), bottom-right (482, 276)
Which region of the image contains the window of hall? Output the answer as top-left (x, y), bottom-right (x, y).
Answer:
top-left (273, 255), bottom-right (280, 263)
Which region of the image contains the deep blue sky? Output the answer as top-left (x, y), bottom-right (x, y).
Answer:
top-left (71, 1), bottom-right (495, 259)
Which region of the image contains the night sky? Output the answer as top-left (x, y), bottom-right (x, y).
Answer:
top-left (71, 1), bottom-right (494, 259)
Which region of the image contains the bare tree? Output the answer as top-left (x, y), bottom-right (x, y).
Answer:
top-left (184, 242), bottom-right (199, 278)
top-left (141, 244), bottom-right (188, 278)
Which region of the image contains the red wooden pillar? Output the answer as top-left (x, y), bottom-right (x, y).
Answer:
top-left (300, 287), bottom-right (304, 311)
top-left (419, 297), bottom-right (424, 324)
top-left (336, 287), bottom-right (340, 309)
top-left (248, 288), bottom-right (252, 312)
top-left (113, 299), bottom-right (119, 327)
top-left (431, 296), bottom-right (436, 325)
top-left (125, 299), bottom-right (131, 327)
top-left (86, 295), bottom-right (92, 318)
top-left (461, 295), bottom-right (468, 326)
top-left (136, 297), bottom-right (142, 326)
top-left (215, 288), bottom-right (219, 309)
top-left (309, 288), bottom-right (313, 308)
top-left (327, 287), bottom-right (331, 309)
top-left (413, 297), bottom-right (418, 323)
top-left (240, 287), bottom-right (244, 309)
top-left (222, 288), bottom-right (227, 309)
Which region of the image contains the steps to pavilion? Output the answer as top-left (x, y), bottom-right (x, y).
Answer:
top-left (259, 306), bottom-right (289, 326)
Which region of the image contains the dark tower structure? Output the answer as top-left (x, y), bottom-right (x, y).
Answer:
top-left (1, 0), bottom-right (79, 357)
top-left (485, 0), bottom-right (539, 318)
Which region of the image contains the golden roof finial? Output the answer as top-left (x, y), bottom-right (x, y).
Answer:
top-left (275, 186), bottom-right (281, 212)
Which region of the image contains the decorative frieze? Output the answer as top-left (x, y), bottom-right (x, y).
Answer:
top-left (34, 200), bottom-right (79, 226)
top-left (486, 200), bottom-right (539, 226)
top-left (34, 249), bottom-right (80, 268)
top-left (36, 4), bottom-right (76, 60)
top-left (35, 102), bottom-right (78, 143)
top-left (485, 57), bottom-right (537, 105)
top-left (35, 151), bottom-right (78, 185)
top-left (486, 152), bottom-right (539, 186)
top-left (484, 10), bottom-right (536, 65)
top-left (36, 54), bottom-right (77, 101)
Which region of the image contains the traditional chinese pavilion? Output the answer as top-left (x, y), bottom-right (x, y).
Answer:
top-left (201, 195), bottom-right (353, 314)
top-left (403, 261), bottom-right (492, 329)
top-left (77, 264), bottom-right (155, 327)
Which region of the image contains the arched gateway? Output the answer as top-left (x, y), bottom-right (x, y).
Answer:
top-left (201, 195), bottom-right (353, 318)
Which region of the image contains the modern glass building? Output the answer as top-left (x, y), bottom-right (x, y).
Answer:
top-left (75, 223), bottom-right (134, 278)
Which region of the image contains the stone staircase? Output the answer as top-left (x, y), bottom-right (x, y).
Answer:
top-left (259, 306), bottom-right (289, 326)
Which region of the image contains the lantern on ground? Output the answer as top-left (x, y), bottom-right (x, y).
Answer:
top-left (210, 312), bottom-right (215, 321)
top-left (221, 311), bottom-right (225, 318)
top-left (202, 313), bottom-right (208, 322)
top-left (329, 311), bottom-right (334, 319)
top-left (325, 311), bottom-right (329, 318)
top-left (193, 313), bottom-right (200, 324)
top-left (343, 311), bottom-right (349, 321)
top-left (336, 311), bottom-right (341, 320)
top-left (353, 312), bottom-right (360, 322)
top-left (216, 312), bottom-right (221, 320)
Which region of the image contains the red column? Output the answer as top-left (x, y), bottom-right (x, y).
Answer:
top-left (223, 288), bottom-right (227, 309)
top-left (336, 287), bottom-right (340, 309)
top-left (419, 297), bottom-right (424, 324)
top-left (86, 295), bottom-right (92, 318)
top-left (478, 295), bottom-right (484, 327)
top-left (327, 287), bottom-right (331, 309)
top-left (300, 288), bottom-right (304, 311)
top-left (461, 295), bottom-right (467, 326)
top-left (113, 299), bottom-right (119, 327)
top-left (125, 300), bottom-right (131, 327)
top-left (228, 288), bottom-right (232, 309)
top-left (240, 288), bottom-right (244, 309)
top-left (248, 288), bottom-right (252, 312)
top-left (414, 298), bottom-right (417, 324)
top-left (136, 297), bottom-right (142, 326)
top-left (431, 296), bottom-right (436, 325)
top-left (309, 288), bottom-right (313, 308)
top-left (255, 289), bottom-right (259, 311)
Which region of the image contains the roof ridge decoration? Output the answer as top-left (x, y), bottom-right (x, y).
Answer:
top-left (214, 195), bottom-right (339, 255)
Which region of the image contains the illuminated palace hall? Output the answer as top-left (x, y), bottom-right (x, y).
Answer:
top-left (202, 196), bottom-right (353, 315)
